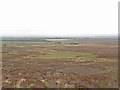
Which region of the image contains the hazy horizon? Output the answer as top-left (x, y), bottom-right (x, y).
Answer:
top-left (0, 0), bottom-right (118, 38)
top-left (2, 34), bottom-right (118, 38)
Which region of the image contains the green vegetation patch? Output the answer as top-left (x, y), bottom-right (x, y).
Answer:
top-left (73, 53), bottom-right (97, 62)
top-left (39, 51), bottom-right (80, 59)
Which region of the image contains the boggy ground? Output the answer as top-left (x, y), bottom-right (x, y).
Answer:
top-left (2, 38), bottom-right (118, 88)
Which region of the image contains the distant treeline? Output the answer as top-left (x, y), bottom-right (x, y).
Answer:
top-left (2, 39), bottom-right (51, 42)
top-left (2, 36), bottom-right (118, 42)
top-left (2, 37), bottom-right (74, 41)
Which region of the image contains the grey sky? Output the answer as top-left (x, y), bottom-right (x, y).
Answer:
top-left (0, 0), bottom-right (118, 37)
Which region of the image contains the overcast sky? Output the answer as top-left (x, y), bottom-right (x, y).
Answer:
top-left (0, 0), bottom-right (118, 37)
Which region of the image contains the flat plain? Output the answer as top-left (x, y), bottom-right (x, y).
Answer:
top-left (2, 38), bottom-right (118, 88)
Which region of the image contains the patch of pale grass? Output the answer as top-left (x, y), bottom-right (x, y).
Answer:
top-left (16, 46), bottom-right (24, 48)
top-left (5, 79), bottom-right (12, 84)
top-left (8, 52), bottom-right (17, 55)
top-left (15, 78), bottom-right (26, 88)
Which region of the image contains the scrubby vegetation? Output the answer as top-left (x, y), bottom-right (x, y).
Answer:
top-left (2, 38), bottom-right (118, 88)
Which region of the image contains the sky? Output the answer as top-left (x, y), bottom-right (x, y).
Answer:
top-left (0, 0), bottom-right (119, 37)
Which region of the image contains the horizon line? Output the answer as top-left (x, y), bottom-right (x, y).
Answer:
top-left (1, 34), bottom-right (118, 37)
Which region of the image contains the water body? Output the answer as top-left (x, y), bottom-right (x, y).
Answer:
top-left (46, 39), bottom-right (70, 41)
